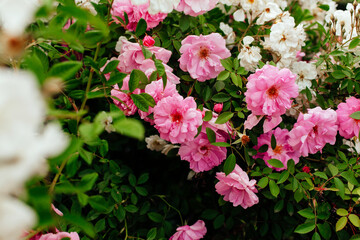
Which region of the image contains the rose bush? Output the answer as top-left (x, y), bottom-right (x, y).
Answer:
top-left (1, 0), bottom-right (360, 239)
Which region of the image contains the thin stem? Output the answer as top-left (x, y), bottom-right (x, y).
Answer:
top-left (49, 152), bottom-right (78, 193)
top-left (124, 218), bottom-right (129, 240)
top-left (155, 195), bottom-right (184, 226)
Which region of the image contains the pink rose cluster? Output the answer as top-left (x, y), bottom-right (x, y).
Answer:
top-left (170, 220), bottom-right (207, 240)
top-left (215, 164), bottom-right (259, 209)
top-left (176, 0), bottom-right (218, 17)
top-left (244, 64), bottom-right (299, 133)
top-left (111, 0), bottom-right (167, 31)
top-left (179, 33), bottom-right (231, 82)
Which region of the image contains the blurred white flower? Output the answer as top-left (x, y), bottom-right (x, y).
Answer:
top-left (0, 68), bottom-right (68, 194)
top-left (233, 9), bottom-right (245, 22)
top-left (0, 0), bottom-right (40, 36)
top-left (131, 0), bottom-right (180, 14)
top-left (75, 0), bottom-right (100, 15)
top-left (343, 137), bottom-right (360, 153)
top-left (256, 2), bottom-right (282, 25)
top-left (115, 36), bottom-right (128, 53)
top-left (0, 196), bottom-right (36, 240)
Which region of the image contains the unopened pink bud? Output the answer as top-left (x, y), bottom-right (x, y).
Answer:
top-left (143, 35), bottom-right (155, 47)
top-left (214, 103), bottom-right (223, 113)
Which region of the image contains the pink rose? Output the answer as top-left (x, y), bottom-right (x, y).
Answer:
top-left (254, 128), bottom-right (300, 171)
top-left (39, 231), bottom-right (80, 240)
top-left (111, 75), bottom-right (141, 116)
top-left (153, 95), bottom-right (203, 144)
top-left (117, 39), bottom-right (171, 73)
top-left (289, 107), bottom-right (338, 157)
top-left (179, 33), bottom-right (231, 82)
top-left (215, 165), bottom-right (259, 208)
top-left (179, 132), bottom-right (227, 172)
top-left (176, 0), bottom-right (218, 17)
top-left (111, 0), bottom-right (167, 31)
top-left (336, 97), bottom-right (360, 139)
top-left (213, 103), bottom-right (223, 113)
top-left (170, 220), bottom-right (207, 240)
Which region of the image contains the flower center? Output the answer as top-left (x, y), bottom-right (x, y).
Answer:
top-left (198, 46), bottom-right (210, 59)
top-left (273, 145), bottom-right (283, 154)
top-left (265, 8), bottom-right (270, 13)
top-left (313, 125), bottom-right (318, 134)
top-left (267, 85), bottom-right (279, 98)
top-left (200, 146), bottom-right (209, 151)
top-left (280, 34), bottom-right (287, 42)
top-left (171, 112), bottom-right (183, 123)
top-left (248, 0), bottom-right (254, 3)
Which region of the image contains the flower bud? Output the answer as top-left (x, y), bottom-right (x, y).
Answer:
top-left (143, 35), bottom-right (155, 47)
top-left (214, 103), bottom-right (223, 113)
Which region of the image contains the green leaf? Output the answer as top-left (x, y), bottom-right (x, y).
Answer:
top-left (328, 164), bottom-right (338, 176)
top-left (203, 111), bottom-right (213, 121)
top-left (274, 199), bottom-right (284, 213)
top-left (294, 222), bottom-right (316, 234)
top-left (313, 172), bottom-right (328, 180)
top-left (140, 93), bottom-right (156, 107)
top-left (312, 232), bottom-right (321, 240)
top-left (211, 142), bottom-right (231, 147)
top-left (212, 93), bottom-right (231, 102)
top-left (147, 227), bottom-right (157, 240)
top-left (271, 134), bottom-right (276, 150)
top-left (154, 59), bottom-right (165, 77)
top-left (179, 15), bottom-right (190, 32)
top-left (334, 177), bottom-right (345, 198)
top-left (338, 150), bottom-right (347, 162)
top-left (125, 205), bottom-right (138, 213)
top-left (269, 180), bottom-right (280, 197)
top-left (48, 61), bottom-right (82, 80)
top-left (336, 217), bottom-right (348, 231)
top-left (201, 209), bottom-right (219, 220)
top-left (287, 159), bottom-right (295, 174)
top-left (79, 148), bottom-right (93, 165)
top-left (318, 222), bottom-right (331, 240)
top-left (131, 94), bottom-right (150, 112)
top-left (129, 69), bottom-right (148, 92)
top-left (257, 177), bottom-right (269, 188)
top-left (298, 208), bottom-right (315, 219)
top-left (102, 60), bottom-right (119, 74)
top-left (319, 4), bottom-right (330, 11)
top-left (113, 118), bottom-right (144, 140)
top-left (88, 195), bottom-right (109, 213)
top-left (349, 38), bottom-right (360, 49)
top-left (217, 71), bottom-right (230, 81)
top-left (63, 214), bottom-right (95, 237)
top-left (215, 112), bottom-right (234, 124)
top-left (136, 186), bottom-right (148, 196)
top-left (336, 208), bottom-right (348, 217)
top-left (213, 214), bottom-right (225, 229)
top-left (135, 18), bottom-right (147, 37)
top-left (78, 173), bottom-right (98, 192)
top-left (148, 212), bottom-right (163, 223)
top-left (267, 159), bottom-right (284, 169)
top-left (350, 111), bottom-right (360, 120)
top-left (349, 214), bottom-right (360, 227)
top-left (341, 170), bottom-right (359, 185)
top-left (331, 70), bottom-right (346, 79)
top-left (220, 58), bottom-right (233, 71)
top-left (224, 154), bottom-right (236, 175)
top-left (206, 127), bottom-right (216, 143)
top-left (277, 171), bottom-right (289, 184)
top-left (138, 173), bottom-right (149, 185)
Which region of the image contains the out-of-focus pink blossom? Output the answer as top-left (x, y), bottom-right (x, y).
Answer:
top-left (296, 51), bottom-right (305, 61)
top-left (138, 59), bottom-right (180, 84)
top-left (111, 0), bottom-right (167, 31)
top-left (289, 107), bottom-right (338, 157)
top-left (176, 0), bottom-right (218, 17)
top-left (254, 128), bottom-right (300, 171)
top-left (139, 79), bottom-right (179, 124)
top-left (51, 204), bottom-right (63, 216)
top-left (169, 220), bottom-right (207, 240)
top-left (111, 76), bottom-right (141, 116)
top-left (153, 95), bottom-right (203, 144)
top-left (213, 103), bottom-right (223, 113)
top-left (117, 38), bottom-right (171, 73)
top-left (302, 166), bottom-right (310, 173)
top-left (179, 132), bottom-right (227, 172)
top-left (143, 35), bottom-right (155, 47)
top-left (215, 165), bottom-right (259, 209)
top-left (179, 33), bottom-right (231, 82)
top-left (336, 97), bottom-right (360, 139)
top-left (39, 231), bottom-right (80, 240)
